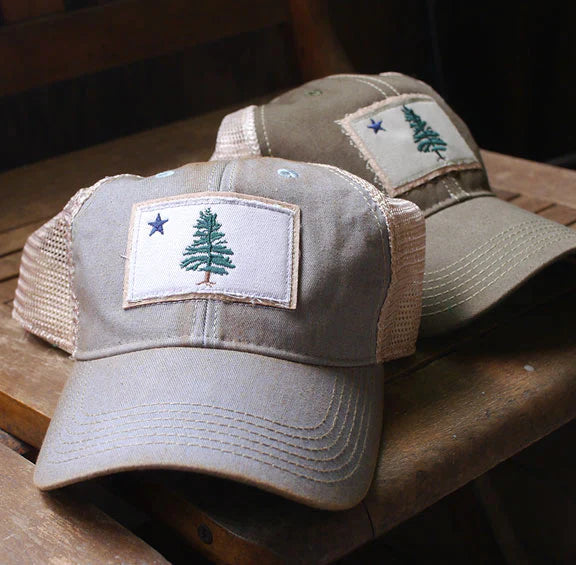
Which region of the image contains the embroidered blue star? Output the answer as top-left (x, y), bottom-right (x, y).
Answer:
top-left (148, 213), bottom-right (169, 236)
top-left (367, 118), bottom-right (385, 134)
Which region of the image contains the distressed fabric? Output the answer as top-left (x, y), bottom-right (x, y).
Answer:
top-left (124, 193), bottom-right (299, 309)
top-left (210, 105), bottom-right (261, 160)
top-left (337, 95), bottom-right (480, 196)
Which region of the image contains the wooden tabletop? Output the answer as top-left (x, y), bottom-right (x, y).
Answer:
top-left (0, 100), bottom-right (575, 564)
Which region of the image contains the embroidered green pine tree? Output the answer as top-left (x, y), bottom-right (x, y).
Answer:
top-left (402, 105), bottom-right (447, 160)
top-left (180, 208), bottom-right (235, 286)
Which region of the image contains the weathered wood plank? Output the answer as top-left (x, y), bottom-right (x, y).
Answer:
top-left (0, 277), bottom-right (17, 304)
top-left (0, 443), bottom-right (168, 564)
top-left (364, 289), bottom-right (576, 536)
top-left (538, 203), bottom-right (576, 225)
top-left (0, 310), bottom-right (69, 446)
top-left (509, 194), bottom-right (553, 214)
top-left (492, 188), bottom-right (518, 201)
top-left (0, 251), bottom-right (21, 282)
top-left (0, 0), bottom-right (288, 97)
top-left (0, 427), bottom-right (36, 459)
top-left (482, 150), bottom-right (576, 209)
top-left (0, 220), bottom-right (44, 256)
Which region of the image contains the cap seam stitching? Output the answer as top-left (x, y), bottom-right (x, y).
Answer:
top-left (422, 231), bottom-right (576, 314)
top-left (424, 223), bottom-right (569, 288)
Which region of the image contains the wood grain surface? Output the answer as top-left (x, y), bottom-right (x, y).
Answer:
top-left (0, 442), bottom-right (168, 564)
top-left (0, 0), bottom-right (288, 97)
top-left (483, 150), bottom-right (576, 210)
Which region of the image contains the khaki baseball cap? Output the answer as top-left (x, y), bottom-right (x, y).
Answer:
top-left (14, 157), bottom-right (425, 510)
top-left (211, 73), bottom-right (576, 335)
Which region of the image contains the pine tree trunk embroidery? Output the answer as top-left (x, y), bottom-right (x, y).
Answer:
top-left (180, 208), bottom-right (235, 287)
top-left (402, 105), bottom-right (448, 161)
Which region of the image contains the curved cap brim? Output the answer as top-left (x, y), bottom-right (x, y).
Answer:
top-left (420, 196), bottom-right (576, 336)
top-left (34, 347), bottom-right (384, 511)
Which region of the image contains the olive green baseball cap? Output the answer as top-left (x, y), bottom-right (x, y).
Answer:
top-left (211, 73), bottom-right (576, 335)
top-left (14, 157), bottom-right (425, 510)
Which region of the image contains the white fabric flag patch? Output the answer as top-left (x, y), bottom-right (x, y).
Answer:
top-left (338, 94), bottom-right (481, 197)
top-left (124, 192), bottom-right (300, 309)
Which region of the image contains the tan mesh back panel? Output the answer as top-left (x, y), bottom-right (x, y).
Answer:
top-left (13, 211), bottom-right (77, 353)
top-left (13, 177), bottom-right (127, 354)
top-left (318, 165), bottom-right (426, 361)
top-left (210, 105), bottom-right (262, 161)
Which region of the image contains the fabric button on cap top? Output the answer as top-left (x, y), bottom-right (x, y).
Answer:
top-left (211, 73), bottom-right (576, 336)
top-left (14, 157), bottom-right (425, 510)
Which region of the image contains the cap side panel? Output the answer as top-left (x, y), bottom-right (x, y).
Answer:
top-left (12, 175), bottom-right (140, 354)
top-left (316, 165), bottom-right (426, 361)
top-left (210, 105), bottom-right (262, 161)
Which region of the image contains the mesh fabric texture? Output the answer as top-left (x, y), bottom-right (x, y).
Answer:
top-left (13, 176), bottom-right (134, 354)
top-left (210, 106), bottom-right (261, 161)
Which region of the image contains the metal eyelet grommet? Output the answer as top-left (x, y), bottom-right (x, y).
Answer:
top-left (277, 168), bottom-right (299, 179)
top-left (155, 170), bottom-right (175, 178)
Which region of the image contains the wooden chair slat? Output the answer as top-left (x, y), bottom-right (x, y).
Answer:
top-left (0, 277), bottom-right (17, 305)
top-left (538, 203), bottom-right (576, 225)
top-left (0, 220), bottom-right (44, 256)
top-left (0, 427), bottom-right (35, 458)
top-left (365, 289), bottom-right (576, 536)
top-left (0, 308), bottom-right (68, 446)
top-left (483, 150), bottom-right (576, 210)
top-left (491, 188), bottom-right (518, 201)
top-left (508, 194), bottom-right (553, 214)
top-left (0, 443), bottom-right (169, 564)
top-left (0, 251), bottom-right (21, 282)
top-left (0, 0), bottom-right (288, 97)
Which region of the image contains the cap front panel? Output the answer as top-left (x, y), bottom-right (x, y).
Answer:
top-left (337, 94), bottom-right (481, 196)
top-left (71, 159), bottom-right (390, 366)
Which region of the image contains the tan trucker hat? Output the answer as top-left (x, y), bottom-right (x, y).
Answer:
top-left (13, 157), bottom-right (425, 510)
top-left (211, 72), bottom-right (576, 336)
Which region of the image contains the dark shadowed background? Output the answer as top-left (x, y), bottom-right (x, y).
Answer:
top-left (2, 1), bottom-right (576, 172)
